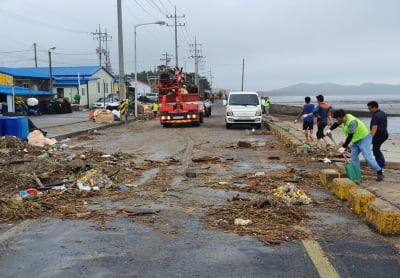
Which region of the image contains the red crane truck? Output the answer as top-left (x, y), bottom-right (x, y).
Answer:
top-left (156, 68), bottom-right (203, 127)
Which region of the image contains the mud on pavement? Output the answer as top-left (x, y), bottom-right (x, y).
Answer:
top-left (1, 116), bottom-right (385, 248)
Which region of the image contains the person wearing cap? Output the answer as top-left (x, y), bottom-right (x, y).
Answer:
top-left (367, 101), bottom-right (388, 168)
top-left (310, 94), bottom-right (332, 147)
top-left (294, 96), bottom-right (314, 142)
top-left (326, 109), bottom-right (384, 181)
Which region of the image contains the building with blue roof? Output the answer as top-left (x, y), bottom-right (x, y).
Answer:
top-left (0, 66), bottom-right (116, 110)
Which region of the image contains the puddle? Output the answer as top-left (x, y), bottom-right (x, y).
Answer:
top-left (263, 163), bottom-right (288, 170)
top-left (233, 183), bottom-right (249, 189)
top-left (237, 162), bottom-right (253, 170)
top-left (137, 168), bottom-right (160, 186)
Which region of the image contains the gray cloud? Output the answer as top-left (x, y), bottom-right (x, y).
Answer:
top-left (1, 0), bottom-right (400, 91)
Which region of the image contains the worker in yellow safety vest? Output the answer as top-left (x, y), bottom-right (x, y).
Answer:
top-left (263, 96), bottom-right (270, 115)
top-left (326, 109), bottom-right (384, 181)
top-left (152, 101), bottom-right (159, 119)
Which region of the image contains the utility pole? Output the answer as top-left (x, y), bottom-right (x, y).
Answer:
top-left (33, 43), bottom-right (38, 67)
top-left (189, 37), bottom-right (203, 87)
top-left (103, 28), bottom-right (112, 72)
top-left (241, 58), bottom-right (245, 92)
top-left (117, 0), bottom-right (126, 101)
top-left (205, 68), bottom-right (213, 93)
top-left (92, 24), bottom-right (112, 68)
top-left (167, 6), bottom-right (185, 68)
top-left (160, 52), bottom-right (172, 66)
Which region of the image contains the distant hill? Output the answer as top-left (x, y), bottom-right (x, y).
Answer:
top-left (261, 83), bottom-right (400, 95)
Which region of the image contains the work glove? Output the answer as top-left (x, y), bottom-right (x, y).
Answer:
top-left (302, 114), bottom-right (309, 119)
top-left (338, 147), bottom-right (346, 155)
top-left (325, 129), bottom-right (332, 136)
top-left (294, 119), bottom-right (298, 124)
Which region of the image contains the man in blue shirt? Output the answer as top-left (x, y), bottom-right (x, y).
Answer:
top-left (367, 101), bottom-right (388, 168)
top-left (294, 96), bottom-right (314, 143)
top-left (313, 94), bottom-right (333, 147)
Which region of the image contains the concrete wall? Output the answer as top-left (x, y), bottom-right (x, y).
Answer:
top-left (270, 104), bottom-right (380, 117)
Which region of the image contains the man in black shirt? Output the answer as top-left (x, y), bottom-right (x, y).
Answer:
top-left (367, 101), bottom-right (388, 168)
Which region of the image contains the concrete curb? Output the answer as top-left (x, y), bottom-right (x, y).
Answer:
top-left (320, 170), bottom-right (400, 235)
top-left (52, 118), bottom-right (135, 141)
top-left (264, 118), bottom-right (400, 235)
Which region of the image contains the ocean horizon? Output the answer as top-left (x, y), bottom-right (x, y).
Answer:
top-left (262, 92), bottom-right (400, 136)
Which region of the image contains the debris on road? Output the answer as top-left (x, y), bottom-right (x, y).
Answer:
top-left (192, 155), bottom-right (221, 163)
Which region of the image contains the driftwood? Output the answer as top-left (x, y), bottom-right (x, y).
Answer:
top-left (120, 209), bottom-right (160, 217)
top-left (191, 155), bottom-right (221, 162)
top-left (0, 159), bottom-right (33, 166)
top-left (32, 172), bottom-right (45, 188)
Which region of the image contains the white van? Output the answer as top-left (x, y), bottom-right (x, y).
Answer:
top-left (223, 91), bottom-right (262, 129)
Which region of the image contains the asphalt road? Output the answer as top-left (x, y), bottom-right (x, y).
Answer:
top-left (0, 103), bottom-right (399, 278)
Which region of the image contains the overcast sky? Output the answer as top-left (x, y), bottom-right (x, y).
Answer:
top-left (1, 0), bottom-right (400, 91)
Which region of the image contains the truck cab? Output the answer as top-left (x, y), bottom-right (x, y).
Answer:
top-left (223, 91), bottom-right (262, 129)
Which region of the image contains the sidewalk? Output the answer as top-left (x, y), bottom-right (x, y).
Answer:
top-left (28, 111), bottom-right (131, 141)
top-left (263, 114), bottom-right (400, 210)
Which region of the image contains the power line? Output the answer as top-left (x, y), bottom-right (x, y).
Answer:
top-left (147, 0), bottom-right (166, 15)
top-left (157, 0), bottom-right (171, 14)
top-left (0, 9), bottom-right (90, 34)
top-left (133, 0), bottom-right (159, 20)
top-left (0, 48), bottom-right (33, 54)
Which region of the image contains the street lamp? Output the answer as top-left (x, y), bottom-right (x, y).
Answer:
top-left (48, 47), bottom-right (56, 93)
top-left (134, 21), bottom-right (165, 117)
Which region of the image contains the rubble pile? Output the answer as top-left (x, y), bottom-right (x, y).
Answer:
top-left (0, 136), bottom-right (159, 223)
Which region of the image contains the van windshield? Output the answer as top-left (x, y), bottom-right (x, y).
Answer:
top-left (229, 94), bottom-right (259, 106)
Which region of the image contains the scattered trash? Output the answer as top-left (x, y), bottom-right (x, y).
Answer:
top-left (0, 148), bottom-right (11, 154)
top-left (119, 185), bottom-right (127, 190)
top-left (322, 158), bottom-right (331, 163)
top-left (303, 143), bottom-right (313, 153)
top-left (234, 218), bottom-right (252, 226)
top-left (186, 172), bottom-right (197, 178)
top-left (94, 109), bottom-right (114, 123)
top-left (237, 141), bottom-right (252, 148)
top-left (254, 171), bottom-right (265, 177)
top-left (272, 183), bottom-right (312, 205)
top-left (20, 188), bottom-right (39, 199)
top-left (119, 209), bottom-right (160, 216)
top-left (38, 153), bottom-right (50, 159)
top-left (27, 130), bottom-right (57, 147)
top-left (67, 155), bottom-right (75, 161)
top-left (230, 194), bottom-right (250, 202)
top-left (76, 169), bottom-right (113, 191)
top-left (267, 156), bottom-right (280, 160)
top-left (191, 155), bottom-right (221, 163)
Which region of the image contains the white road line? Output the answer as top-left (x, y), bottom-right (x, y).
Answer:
top-left (0, 220), bottom-right (33, 243)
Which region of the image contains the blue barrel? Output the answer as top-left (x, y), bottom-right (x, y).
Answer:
top-left (1, 116), bottom-right (29, 140)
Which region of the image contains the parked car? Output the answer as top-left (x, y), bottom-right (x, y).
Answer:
top-left (223, 92), bottom-right (262, 129)
top-left (92, 95), bottom-right (120, 110)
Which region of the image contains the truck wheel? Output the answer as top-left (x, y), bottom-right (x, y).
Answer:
top-left (255, 124), bottom-right (261, 129)
top-left (199, 113), bottom-right (204, 123)
top-left (226, 123), bottom-right (231, 129)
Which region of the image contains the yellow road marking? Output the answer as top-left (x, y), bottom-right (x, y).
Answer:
top-left (0, 220), bottom-right (33, 243)
top-left (302, 239), bottom-right (340, 278)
